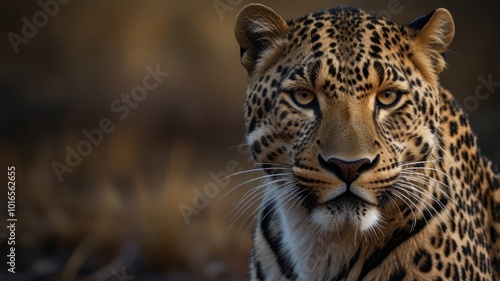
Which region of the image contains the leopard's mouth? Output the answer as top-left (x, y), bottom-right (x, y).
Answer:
top-left (321, 190), bottom-right (375, 207)
top-left (318, 184), bottom-right (378, 208)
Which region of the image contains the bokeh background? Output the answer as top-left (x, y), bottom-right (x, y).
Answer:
top-left (1, 0), bottom-right (499, 280)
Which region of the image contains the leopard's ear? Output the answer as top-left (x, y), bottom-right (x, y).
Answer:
top-left (235, 4), bottom-right (289, 74)
top-left (408, 8), bottom-right (455, 78)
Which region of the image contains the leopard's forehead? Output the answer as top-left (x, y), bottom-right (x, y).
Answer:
top-left (273, 6), bottom-right (411, 97)
top-left (288, 6), bottom-right (404, 53)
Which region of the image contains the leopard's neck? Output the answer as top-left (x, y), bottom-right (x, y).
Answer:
top-left (437, 86), bottom-right (500, 273)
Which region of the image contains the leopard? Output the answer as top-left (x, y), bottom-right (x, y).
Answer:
top-left (233, 3), bottom-right (500, 281)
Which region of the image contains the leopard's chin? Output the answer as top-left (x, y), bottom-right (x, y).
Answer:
top-left (310, 200), bottom-right (381, 234)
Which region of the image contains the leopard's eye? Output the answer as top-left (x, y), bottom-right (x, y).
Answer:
top-left (376, 90), bottom-right (402, 107)
top-left (292, 90), bottom-right (315, 106)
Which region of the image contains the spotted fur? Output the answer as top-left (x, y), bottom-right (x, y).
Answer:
top-left (235, 4), bottom-right (500, 281)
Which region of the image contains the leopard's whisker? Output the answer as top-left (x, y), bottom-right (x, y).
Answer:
top-left (221, 172), bottom-right (292, 204)
top-left (247, 184), bottom-right (297, 233)
top-left (226, 143), bottom-right (249, 150)
top-left (229, 190), bottom-right (265, 231)
top-left (401, 166), bottom-right (463, 206)
top-left (223, 167), bottom-right (292, 181)
top-left (435, 143), bottom-right (454, 163)
top-left (229, 188), bottom-right (267, 229)
top-left (238, 184), bottom-right (293, 232)
top-left (398, 158), bottom-right (443, 167)
top-left (229, 179), bottom-right (293, 227)
top-left (394, 182), bottom-right (450, 234)
top-left (226, 178), bottom-right (290, 219)
top-left (399, 175), bottom-right (458, 226)
top-left (383, 192), bottom-right (405, 223)
top-left (391, 189), bottom-right (418, 232)
top-left (402, 167), bottom-right (454, 186)
top-left (393, 187), bottom-right (430, 231)
top-left (231, 187), bottom-right (275, 232)
top-left (399, 172), bottom-right (461, 209)
top-left (253, 162), bottom-right (294, 168)
top-left (220, 173), bottom-right (293, 200)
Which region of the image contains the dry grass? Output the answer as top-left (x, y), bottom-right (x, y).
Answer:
top-left (1, 130), bottom-right (256, 280)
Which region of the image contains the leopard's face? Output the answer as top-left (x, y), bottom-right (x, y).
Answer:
top-left (237, 6), bottom-right (454, 233)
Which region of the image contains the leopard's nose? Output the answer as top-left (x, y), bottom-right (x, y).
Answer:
top-left (318, 155), bottom-right (379, 185)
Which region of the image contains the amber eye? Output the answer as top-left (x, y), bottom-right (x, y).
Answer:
top-left (377, 90), bottom-right (401, 107)
top-left (292, 90), bottom-right (315, 106)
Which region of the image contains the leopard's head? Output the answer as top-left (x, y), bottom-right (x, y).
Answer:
top-left (235, 4), bottom-right (454, 233)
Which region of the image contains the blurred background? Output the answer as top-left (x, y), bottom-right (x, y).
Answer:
top-left (1, 0), bottom-right (499, 280)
